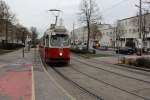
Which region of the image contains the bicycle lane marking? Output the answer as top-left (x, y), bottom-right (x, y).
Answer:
top-left (0, 63), bottom-right (33, 100)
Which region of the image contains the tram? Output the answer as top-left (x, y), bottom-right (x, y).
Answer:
top-left (39, 25), bottom-right (70, 64)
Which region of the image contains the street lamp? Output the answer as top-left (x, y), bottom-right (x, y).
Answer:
top-left (21, 28), bottom-right (26, 58)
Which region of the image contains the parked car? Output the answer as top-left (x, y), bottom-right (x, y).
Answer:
top-left (77, 42), bottom-right (87, 51)
top-left (98, 43), bottom-right (108, 50)
top-left (116, 47), bottom-right (136, 55)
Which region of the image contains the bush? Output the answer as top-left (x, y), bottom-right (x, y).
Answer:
top-left (125, 57), bottom-right (150, 69)
top-left (136, 58), bottom-right (150, 68)
top-left (0, 43), bottom-right (24, 50)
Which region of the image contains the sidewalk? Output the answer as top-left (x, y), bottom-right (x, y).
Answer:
top-left (0, 49), bottom-right (73, 100)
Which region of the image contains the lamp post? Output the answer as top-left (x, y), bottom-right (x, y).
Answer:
top-left (138, 0), bottom-right (143, 56)
top-left (135, 0), bottom-right (150, 55)
top-left (21, 28), bottom-right (25, 58)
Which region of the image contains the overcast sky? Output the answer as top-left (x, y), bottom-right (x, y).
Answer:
top-left (4, 0), bottom-right (144, 36)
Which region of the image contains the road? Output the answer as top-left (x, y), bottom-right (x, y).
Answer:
top-left (0, 49), bottom-right (150, 100)
top-left (48, 53), bottom-right (150, 100)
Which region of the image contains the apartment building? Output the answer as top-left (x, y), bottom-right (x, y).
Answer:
top-left (117, 13), bottom-right (150, 49)
top-left (71, 26), bottom-right (88, 45)
top-left (0, 20), bottom-right (24, 44)
top-left (71, 24), bottom-right (114, 47)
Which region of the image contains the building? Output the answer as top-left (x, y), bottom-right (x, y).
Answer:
top-left (0, 20), bottom-right (31, 46)
top-left (71, 26), bottom-right (88, 44)
top-left (0, 20), bottom-right (17, 44)
top-left (0, 19), bottom-right (6, 43)
top-left (116, 13), bottom-right (150, 49)
top-left (71, 24), bottom-right (114, 47)
top-left (98, 24), bottom-right (114, 47)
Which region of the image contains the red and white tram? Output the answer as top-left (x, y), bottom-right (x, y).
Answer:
top-left (40, 25), bottom-right (70, 64)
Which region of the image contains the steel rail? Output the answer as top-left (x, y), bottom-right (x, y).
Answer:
top-left (52, 67), bottom-right (103, 100)
top-left (72, 57), bottom-right (150, 84)
top-left (69, 63), bottom-right (150, 100)
top-left (36, 50), bottom-right (103, 100)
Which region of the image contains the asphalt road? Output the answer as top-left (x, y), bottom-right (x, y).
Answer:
top-left (0, 49), bottom-right (150, 100)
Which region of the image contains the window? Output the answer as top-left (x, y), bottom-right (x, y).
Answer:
top-left (50, 34), bottom-right (69, 46)
top-left (133, 29), bottom-right (136, 33)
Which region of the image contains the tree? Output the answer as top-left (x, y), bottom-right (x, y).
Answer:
top-left (0, 0), bottom-right (16, 21)
top-left (30, 27), bottom-right (38, 46)
top-left (0, 0), bottom-right (17, 43)
top-left (90, 23), bottom-right (102, 41)
top-left (78, 0), bottom-right (102, 51)
top-left (15, 24), bottom-right (30, 44)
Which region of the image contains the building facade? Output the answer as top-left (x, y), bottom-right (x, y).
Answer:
top-left (98, 24), bottom-right (114, 47)
top-left (116, 13), bottom-right (150, 49)
top-left (71, 24), bottom-right (114, 47)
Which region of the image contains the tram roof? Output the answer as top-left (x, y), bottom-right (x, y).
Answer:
top-left (44, 25), bottom-right (68, 36)
top-left (54, 26), bottom-right (67, 32)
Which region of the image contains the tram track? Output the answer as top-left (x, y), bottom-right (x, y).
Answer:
top-left (34, 48), bottom-right (150, 100)
top-left (68, 64), bottom-right (150, 100)
top-left (71, 57), bottom-right (150, 84)
top-left (72, 53), bottom-right (150, 76)
top-left (88, 59), bottom-right (150, 76)
top-left (52, 66), bottom-right (103, 100)
top-left (70, 55), bottom-right (150, 99)
top-left (34, 49), bottom-right (104, 100)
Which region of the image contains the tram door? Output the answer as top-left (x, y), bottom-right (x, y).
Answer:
top-left (45, 35), bottom-right (49, 62)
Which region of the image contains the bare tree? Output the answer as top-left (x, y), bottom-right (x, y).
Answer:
top-left (0, 0), bottom-right (16, 21)
top-left (116, 21), bottom-right (126, 47)
top-left (30, 27), bottom-right (38, 46)
top-left (90, 23), bottom-right (102, 41)
top-left (0, 0), bottom-right (17, 43)
top-left (15, 24), bottom-right (30, 44)
top-left (78, 0), bottom-right (102, 51)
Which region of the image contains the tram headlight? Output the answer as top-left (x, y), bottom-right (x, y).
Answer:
top-left (59, 52), bottom-right (63, 56)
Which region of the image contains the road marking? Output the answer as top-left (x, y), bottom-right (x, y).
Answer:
top-left (39, 55), bottom-right (76, 100)
top-left (32, 66), bottom-right (35, 100)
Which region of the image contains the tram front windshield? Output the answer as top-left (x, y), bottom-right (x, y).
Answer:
top-left (50, 34), bottom-right (69, 46)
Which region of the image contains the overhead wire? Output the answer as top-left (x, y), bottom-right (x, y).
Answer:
top-left (101, 0), bottom-right (136, 14)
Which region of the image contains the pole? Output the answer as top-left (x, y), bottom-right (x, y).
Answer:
top-left (73, 23), bottom-right (75, 45)
top-left (22, 31), bottom-right (25, 58)
top-left (139, 0), bottom-right (143, 56)
top-left (5, 20), bottom-right (8, 44)
top-left (87, 22), bottom-right (90, 51)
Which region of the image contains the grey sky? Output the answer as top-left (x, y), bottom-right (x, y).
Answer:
top-left (4, 0), bottom-right (142, 36)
